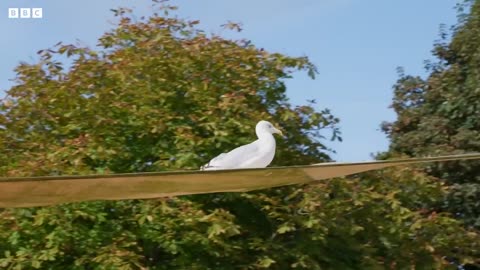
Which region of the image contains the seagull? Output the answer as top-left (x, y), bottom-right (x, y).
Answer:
top-left (200, 120), bottom-right (283, 170)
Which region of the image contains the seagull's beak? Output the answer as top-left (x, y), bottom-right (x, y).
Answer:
top-left (274, 128), bottom-right (283, 136)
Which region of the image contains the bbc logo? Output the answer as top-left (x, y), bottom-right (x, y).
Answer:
top-left (8, 8), bottom-right (43, 19)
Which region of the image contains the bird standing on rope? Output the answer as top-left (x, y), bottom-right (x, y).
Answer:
top-left (200, 120), bottom-right (283, 170)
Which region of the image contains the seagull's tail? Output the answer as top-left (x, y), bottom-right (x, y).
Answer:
top-left (200, 154), bottom-right (227, 171)
top-left (200, 163), bottom-right (217, 171)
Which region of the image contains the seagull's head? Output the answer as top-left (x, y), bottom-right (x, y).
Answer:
top-left (256, 120), bottom-right (283, 136)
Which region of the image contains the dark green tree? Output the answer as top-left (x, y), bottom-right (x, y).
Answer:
top-left (382, 0), bottom-right (480, 230)
top-left (0, 2), bottom-right (478, 269)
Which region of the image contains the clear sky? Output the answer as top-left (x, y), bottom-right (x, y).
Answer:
top-left (0, 0), bottom-right (460, 161)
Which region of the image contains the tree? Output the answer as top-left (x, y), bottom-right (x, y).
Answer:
top-left (0, 7), bottom-right (339, 177)
top-left (0, 2), bottom-right (478, 269)
top-left (382, 0), bottom-right (480, 230)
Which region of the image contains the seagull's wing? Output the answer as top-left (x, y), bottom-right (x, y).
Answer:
top-left (201, 141), bottom-right (261, 170)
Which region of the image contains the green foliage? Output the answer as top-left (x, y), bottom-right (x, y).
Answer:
top-left (0, 1), bottom-right (479, 269)
top-left (1, 168), bottom-right (479, 269)
top-left (382, 0), bottom-right (480, 230)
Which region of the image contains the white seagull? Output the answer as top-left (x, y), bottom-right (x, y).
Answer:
top-left (200, 120), bottom-right (283, 170)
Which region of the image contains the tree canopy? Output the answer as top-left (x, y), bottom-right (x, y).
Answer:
top-left (0, 1), bottom-right (479, 269)
top-left (0, 5), bottom-right (339, 177)
top-left (382, 0), bottom-right (480, 230)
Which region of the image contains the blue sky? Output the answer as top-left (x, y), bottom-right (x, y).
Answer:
top-left (0, 0), bottom-right (460, 161)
